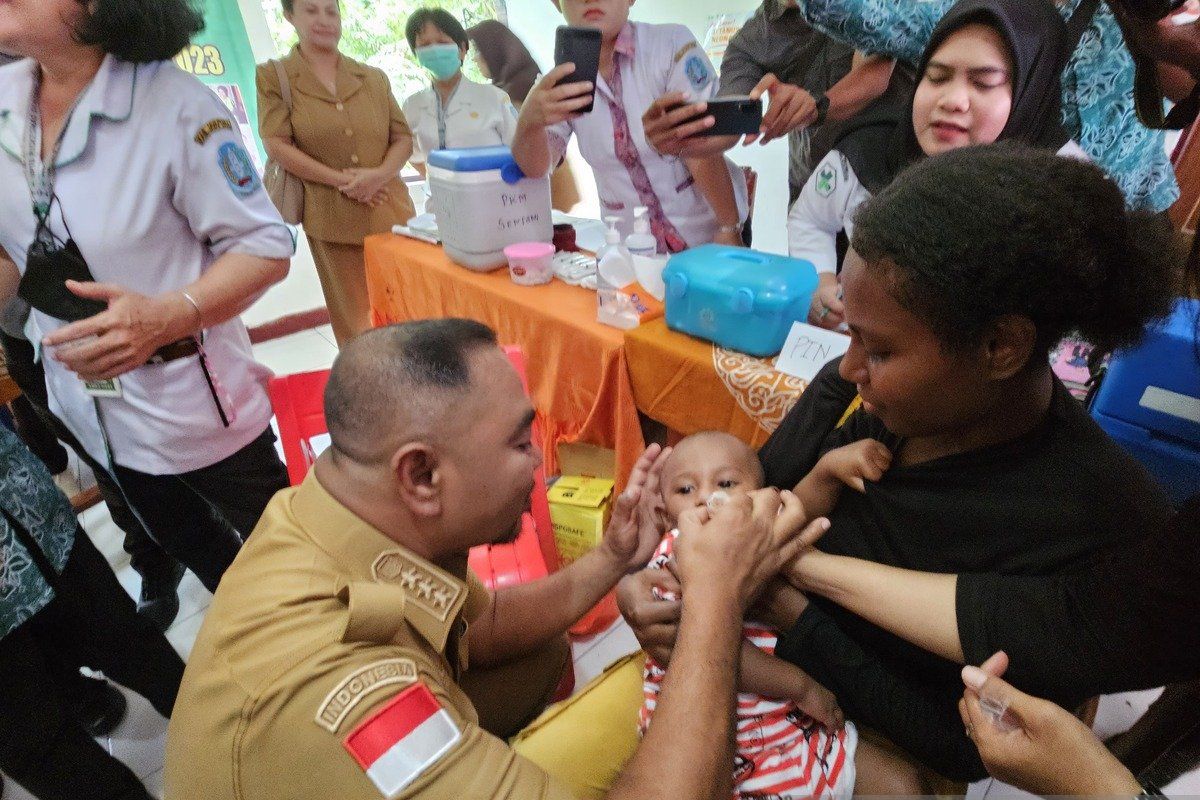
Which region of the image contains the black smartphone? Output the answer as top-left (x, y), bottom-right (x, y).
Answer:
top-left (696, 96), bottom-right (763, 137)
top-left (554, 26), bottom-right (602, 114)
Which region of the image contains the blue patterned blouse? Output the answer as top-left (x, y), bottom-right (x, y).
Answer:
top-left (800, 0), bottom-right (1180, 212)
top-left (1, 426), bottom-right (76, 639)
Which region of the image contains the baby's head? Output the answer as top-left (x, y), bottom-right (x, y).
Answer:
top-left (659, 431), bottom-right (764, 526)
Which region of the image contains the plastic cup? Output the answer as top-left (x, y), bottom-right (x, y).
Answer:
top-left (504, 242), bottom-right (555, 286)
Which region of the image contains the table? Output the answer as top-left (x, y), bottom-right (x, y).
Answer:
top-left (624, 318), bottom-right (809, 448)
top-left (364, 235), bottom-right (645, 491)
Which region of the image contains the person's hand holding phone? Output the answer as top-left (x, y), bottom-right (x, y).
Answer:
top-left (642, 92), bottom-right (739, 158)
top-left (745, 73), bottom-right (818, 145)
top-left (522, 63), bottom-right (595, 129)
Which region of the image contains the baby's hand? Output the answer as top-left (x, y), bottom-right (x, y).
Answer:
top-left (820, 439), bottom-right (892, 493)
top-left (793, 675), bottom-right (845, 731)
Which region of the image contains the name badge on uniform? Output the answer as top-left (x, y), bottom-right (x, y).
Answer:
top-left (83, 377), bottom-right (122, 398)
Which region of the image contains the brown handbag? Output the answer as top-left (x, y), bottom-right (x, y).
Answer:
top-left (263, 59), bottom-right (305, 225)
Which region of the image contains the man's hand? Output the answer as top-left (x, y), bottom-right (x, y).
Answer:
top-left (43, 281), bottom-right (195, 380)
top-left (675, 489), bottom-right (830, 611)
top-left (522, 64), bottom-right (595, 129)
top-left (599, 444), bottom-right (673, 572)
top-left (960, 654), bottom-right (1142, 796)
top-left (642, 92), bottom-right (737, 158)
top-left (744, 74), bottom-right (817, 145)
top-left (816, 439), bottom-right (892, 494)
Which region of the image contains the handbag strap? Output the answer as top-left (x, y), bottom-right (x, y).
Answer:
top-left (1065, 0), bottom-right (1101, 55)
top-left (272, 58), bottom-right (293, 112)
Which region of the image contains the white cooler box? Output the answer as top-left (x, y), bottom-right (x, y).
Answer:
top-left (426, 146), bottom-right (553, 270)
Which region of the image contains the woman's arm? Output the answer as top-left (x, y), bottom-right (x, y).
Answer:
top-left (685, 155), bottom-right (743, 245)
top-left (787, 551), bottom-right (963, 662)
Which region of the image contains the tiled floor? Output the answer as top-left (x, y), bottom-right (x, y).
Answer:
top-left (2, 324), bottom-right (1195, 798)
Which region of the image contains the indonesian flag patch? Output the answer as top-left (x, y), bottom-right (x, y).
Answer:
top-left (343, 682), bottom-right (462, 797)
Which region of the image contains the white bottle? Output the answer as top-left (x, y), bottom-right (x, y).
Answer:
top-left (596, 217), bottom-right (639, 330)
top-left (625, 206), bottom-right (658, 257)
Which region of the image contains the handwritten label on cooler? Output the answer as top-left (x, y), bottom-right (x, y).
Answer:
top-left (774, 322), bottom-right (850, 382)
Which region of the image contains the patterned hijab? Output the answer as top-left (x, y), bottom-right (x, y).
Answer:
top-left (467, 20), bottom-right (540, 106)
top-left (837, 0), bottom-right (1071, 193)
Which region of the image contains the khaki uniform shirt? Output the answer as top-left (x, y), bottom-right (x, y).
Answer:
top-left (164, 471), bottom-right (575, 800)
top-left (256, 48), bottom-right (415, 245)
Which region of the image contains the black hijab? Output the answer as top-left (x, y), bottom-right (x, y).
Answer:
top-left (467, 20), bottom-right (540, 106)
top-left (837, 0), bottom-right (1071, 193)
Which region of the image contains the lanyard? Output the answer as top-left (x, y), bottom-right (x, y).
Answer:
top-left (22, 69), bottom-right (88, 224)
top-left (433, 80), bottom-right (462, 151)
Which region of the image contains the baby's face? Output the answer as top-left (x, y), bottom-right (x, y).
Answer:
top-left (660, 437), bottom-right (762, 524)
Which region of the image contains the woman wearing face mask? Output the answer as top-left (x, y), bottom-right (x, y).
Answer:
top-left (787, 0), bottom-right (1084, 330)
top-left (402, 9), bottom-right (519, 178)
top-left (256, 0), bottom-right (415, 346)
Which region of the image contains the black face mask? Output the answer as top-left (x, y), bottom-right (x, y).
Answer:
top-left (18, 216), bottom-right (106, 323)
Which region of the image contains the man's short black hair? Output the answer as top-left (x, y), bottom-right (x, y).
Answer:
top-left (324, 319), bottom-right (498, 463)
top-left (75, 0), bottom-right (205, 64)
top-left (851, 143), bottom-right (1180, 357)
top-left (405, 8), bottom-right (470, 52)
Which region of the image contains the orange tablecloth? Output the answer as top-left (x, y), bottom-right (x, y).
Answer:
top-left (364, 235), bottom-right (645, 490)
top-left (624, 318), bottom-right (808, 448)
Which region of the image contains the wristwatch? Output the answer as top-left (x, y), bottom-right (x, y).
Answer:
top-left (813, 92), bottom-right (830, 127)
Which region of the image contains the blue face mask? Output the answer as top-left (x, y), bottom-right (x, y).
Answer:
top-left (416, 43), bottom-right (462, 81)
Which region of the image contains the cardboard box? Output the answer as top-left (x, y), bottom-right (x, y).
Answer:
top-left (548, 476), bottom-right (615, 565)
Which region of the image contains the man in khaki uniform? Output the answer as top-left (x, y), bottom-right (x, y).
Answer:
top-left (164, 318), bottom-right (819, 800)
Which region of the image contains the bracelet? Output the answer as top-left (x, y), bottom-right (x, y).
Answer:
top-left (181, 290), bottom-right (203, 326)
top-left (717, 223), bottom-right (742, 234)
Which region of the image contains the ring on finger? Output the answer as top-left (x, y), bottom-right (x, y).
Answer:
top-left (818, 304), bottom-right (831, 320)
top-left (965, 722), bottom-right (975, 739)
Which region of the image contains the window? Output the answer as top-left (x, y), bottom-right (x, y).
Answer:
top-left (260, 0), bottom-right (505, 103)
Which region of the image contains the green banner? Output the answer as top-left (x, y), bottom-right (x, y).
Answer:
top-left (181, 0), bottom-right (267, 166)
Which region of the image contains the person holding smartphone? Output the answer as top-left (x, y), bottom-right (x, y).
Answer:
top-left (511, 0), bottom-right (749, 250)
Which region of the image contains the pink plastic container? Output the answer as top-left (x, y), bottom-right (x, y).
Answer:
top-left (503, 242), bottom-right (555, 286)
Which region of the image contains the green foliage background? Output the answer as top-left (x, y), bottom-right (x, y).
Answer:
top-left (260, 0), bottom-right (504, 104)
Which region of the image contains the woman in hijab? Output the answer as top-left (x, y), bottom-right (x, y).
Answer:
top-left (467, 20), bottom-right (581, 212)
top-left (787, 0), bottom-right (1083, 329)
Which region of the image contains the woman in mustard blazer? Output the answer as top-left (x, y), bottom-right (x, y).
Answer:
top-left (257, 0), bottom-right (415, 345)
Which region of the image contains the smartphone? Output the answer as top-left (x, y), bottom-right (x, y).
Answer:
top-left (554, 26), bottom-right (602, 114)
top-left (697, 96), bottom-right (763, 137)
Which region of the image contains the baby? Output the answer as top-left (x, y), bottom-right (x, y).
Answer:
top-left (639, 431), bottom-right (906, 799)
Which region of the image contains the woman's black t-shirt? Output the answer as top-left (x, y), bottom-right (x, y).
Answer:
top-left (758, 358), bottom-right (1173, 781)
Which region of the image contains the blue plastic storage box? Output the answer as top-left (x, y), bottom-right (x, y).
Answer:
top-left (662, 245), bottom-right (818, 357)
top-left (1090, 298), bottom-right (1200, 505)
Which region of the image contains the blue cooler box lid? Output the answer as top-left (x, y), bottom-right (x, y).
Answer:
top-left (428, 145), bottom-right (517, 172)
top-left (663, 245), bottom-right (817, 311)
top-left (1091, 297), bottom-right (1200, 443)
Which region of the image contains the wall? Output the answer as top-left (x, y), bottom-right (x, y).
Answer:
top-left (505, 0), bottom-right (792, 254)
top-left (234, 0), bottom-right (328, 327)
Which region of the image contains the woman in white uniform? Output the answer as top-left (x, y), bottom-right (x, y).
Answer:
top-left (401, 8), bottom-right (519, 176)
top-left (0, 0), bottom-right (294, 594)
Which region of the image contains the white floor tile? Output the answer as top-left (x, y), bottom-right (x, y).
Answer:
top-left (1, 775), bottom-right (36, 800)
top-left (251, 329), bottom-right (338, 376)
top-left (142, 768), bottom-right (165, 800)
top-left (165, 608), bottom-right (207, 662)
top-left (173, 572), bottom-right (212, 628)
top-left (1093, 687), bottom-right (1165, 740)
top-left (106, 686), bottom-right (168, 780)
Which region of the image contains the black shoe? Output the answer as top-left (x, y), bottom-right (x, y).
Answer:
top-left (80, 680), bottom-right (128, 738)
top-left (136, 561), bottom-right (185, 632)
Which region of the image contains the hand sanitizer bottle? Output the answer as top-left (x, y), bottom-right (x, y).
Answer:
top-left (596, 217), bottom-right (639, 329)
top-left (625, 206), bottom-right (658, 257)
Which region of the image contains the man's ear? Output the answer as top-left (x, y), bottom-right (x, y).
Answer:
top-left (982, 314), bottom-right (1037, 380)
top-left (391, 442), bottom-right (442, 518)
